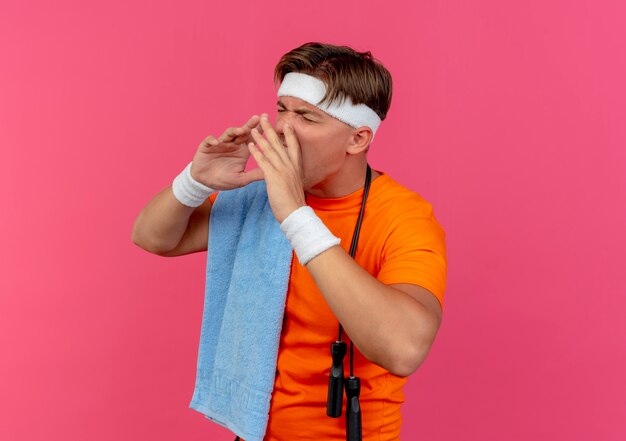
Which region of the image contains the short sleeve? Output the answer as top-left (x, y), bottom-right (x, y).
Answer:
top-left (377, 214), bottom-right (447, 309)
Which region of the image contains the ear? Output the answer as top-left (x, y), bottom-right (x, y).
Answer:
top-left (346, 127), bottom-right (373, 154)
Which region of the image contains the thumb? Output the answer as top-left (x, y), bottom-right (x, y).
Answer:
top-left (238, 167), bottom-right (264, 186)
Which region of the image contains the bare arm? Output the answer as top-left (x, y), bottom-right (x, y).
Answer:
top-left (131, 115), bottom-right (264, 256)
top-left (131, 185), bottom-right (212, 256)
top-left (306, 246), bottom-right (442, 377)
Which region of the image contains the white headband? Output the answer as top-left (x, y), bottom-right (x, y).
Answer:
top-left (277, 72), bottom-right (382, 135)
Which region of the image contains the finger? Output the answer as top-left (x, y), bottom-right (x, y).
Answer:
top-left (235, 115), bottom-right (261, 139)
top-left (259, 115), bottom-right (290, 163)
top-left (200, 143), bottom-right (241, 153)
top-left (259, 114), bottom-right (282, 147)
top-left (201, 135), bottom-right (220, 147)
top-left (238, 166), bottom-right (264, 186)
top-left (232, 115), bottom-right (262, 144)
top-left (283, 123), bottom-right (302, 166)
top-left (250, 128), bottom-right (282, 166)
top-left (235, 123), bottom-right (263, 143)
top-left (248, 142), bottom-right (272, 173)
top-left (243, 114), bottom-right (260, 130)
top-left (218, 126), bottom-right (245, 143)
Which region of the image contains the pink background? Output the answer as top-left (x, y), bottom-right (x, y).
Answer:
top-left (1, 1), bottom-right (625, 440)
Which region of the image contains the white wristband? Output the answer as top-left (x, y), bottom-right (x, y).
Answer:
top-left (280, 206), bottom-right (341, 265)
top-left (172, 162), bottom-right (216, 207)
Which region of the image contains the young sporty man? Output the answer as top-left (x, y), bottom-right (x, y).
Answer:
top-left (132, 42), bottom-right (446, 441)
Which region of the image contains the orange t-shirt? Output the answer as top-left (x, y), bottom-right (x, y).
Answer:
top-left (260, 172), bottom-right (447, 441)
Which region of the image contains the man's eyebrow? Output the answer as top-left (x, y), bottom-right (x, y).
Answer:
top-left (276, 100), bottom-right (323, 118)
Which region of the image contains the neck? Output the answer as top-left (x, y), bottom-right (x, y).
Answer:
top-left (305, 157), bottom-right (381, 199)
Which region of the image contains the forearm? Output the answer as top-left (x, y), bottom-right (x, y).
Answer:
top-left (305, 246), bottom-right (440, 377)
top-left (131, 185), bottom-right (198, 253)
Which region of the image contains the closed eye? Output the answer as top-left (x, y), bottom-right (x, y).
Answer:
top-left (277, 107), bottom-right (316, 123)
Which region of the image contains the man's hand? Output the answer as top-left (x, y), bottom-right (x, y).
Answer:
top-left (248, 114), bottom-right (307, 223)
top-left (190, 115), bottom-right (265, 190)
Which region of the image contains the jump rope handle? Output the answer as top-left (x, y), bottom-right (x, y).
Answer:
top-left (327, 341), bottom-right (347, 417)
top-left (346, 376), bottom-right (362, 441)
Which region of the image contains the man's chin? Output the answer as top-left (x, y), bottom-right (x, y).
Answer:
top-left (301, 176), bottom-right (315, 193)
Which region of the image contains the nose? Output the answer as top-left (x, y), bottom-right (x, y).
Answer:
top-left (274, 110), bottom-right (296, 135)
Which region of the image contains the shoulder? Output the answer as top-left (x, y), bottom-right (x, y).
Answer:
top-left (369, 173), bottom-right (436, 221)
top-left (368, 173), bottom-right (446, 251)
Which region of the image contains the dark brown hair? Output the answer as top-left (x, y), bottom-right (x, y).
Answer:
top-left (274, 42), bottom-right (393, 120)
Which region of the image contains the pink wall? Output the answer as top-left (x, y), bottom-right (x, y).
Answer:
top-left (1, 1), bottom-right (624, 440)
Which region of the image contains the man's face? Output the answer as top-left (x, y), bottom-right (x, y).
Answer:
top-left (274, 96), bottom-right (354, 191)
